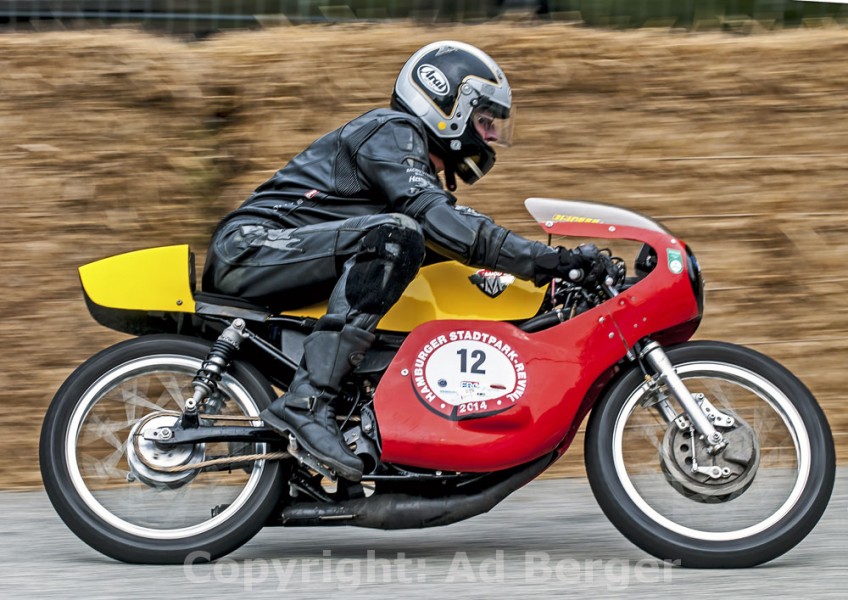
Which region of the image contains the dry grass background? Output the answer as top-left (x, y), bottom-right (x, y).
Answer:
top-left (2, 23), bottom-right (847, 488)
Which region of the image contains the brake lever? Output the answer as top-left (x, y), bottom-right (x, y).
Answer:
top-left (570, 267), bottom-right (619, 298)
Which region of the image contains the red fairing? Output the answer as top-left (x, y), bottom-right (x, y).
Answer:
top-left (373, 219), bottom-right (701, 472)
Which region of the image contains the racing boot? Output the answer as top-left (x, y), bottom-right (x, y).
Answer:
top-left (261, 321), bottom-right (374, 481)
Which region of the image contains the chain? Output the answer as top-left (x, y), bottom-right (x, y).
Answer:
top-left (199, 413), bottom-right (262, 422)
top-left (137, 450), bottom-right (291, 473)
top-left (132, 410), bottom-right (264, 422)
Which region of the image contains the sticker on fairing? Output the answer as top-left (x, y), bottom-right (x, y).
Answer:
top-left (667, 249), bottom-right (684, 275)
top-left (410, 330), bottom-right (527, 420)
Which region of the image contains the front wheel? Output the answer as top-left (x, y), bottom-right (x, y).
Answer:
top-left (40, 334), bottom-right (283, 564)
top-left (585, 341), bottom-right (835, 568)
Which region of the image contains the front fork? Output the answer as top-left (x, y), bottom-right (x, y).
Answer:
top-left (639, 340), bottom-right (725, 449)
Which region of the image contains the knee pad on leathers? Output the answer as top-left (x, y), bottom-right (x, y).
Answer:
top-left (345, 221), bottom-right (425, 315)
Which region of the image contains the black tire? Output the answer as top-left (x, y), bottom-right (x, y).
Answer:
top-left (40, 334), bottom-right (283, 564)
top-left (585, 341), bottom-right (835, 568)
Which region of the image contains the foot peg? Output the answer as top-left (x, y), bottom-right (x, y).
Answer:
top-left (286, 434), bottom-right (337, 481)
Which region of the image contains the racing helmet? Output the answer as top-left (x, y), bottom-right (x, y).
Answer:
top-left (391, 41), bottom-right (513, 189)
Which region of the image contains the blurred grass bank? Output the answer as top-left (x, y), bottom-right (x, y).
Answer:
top-left (1, 23), bottom-right (847, 488)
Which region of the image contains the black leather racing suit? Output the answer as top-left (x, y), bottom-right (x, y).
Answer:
top-left (203, 108), bottom-right (555, 329)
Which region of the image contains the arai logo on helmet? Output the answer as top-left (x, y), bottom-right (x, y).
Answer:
top-left (417, 64), bottom-right (450, 96)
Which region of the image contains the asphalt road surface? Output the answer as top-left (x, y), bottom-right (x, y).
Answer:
top-left (4, 470), bottom-right (846, 599)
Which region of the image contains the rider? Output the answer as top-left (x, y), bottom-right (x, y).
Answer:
top-left (202, 41), bottom-right (606, 481)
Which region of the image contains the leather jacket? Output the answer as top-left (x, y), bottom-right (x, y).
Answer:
top-left (216, 108), bottom-right (554, 281)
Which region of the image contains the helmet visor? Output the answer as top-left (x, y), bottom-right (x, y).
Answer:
top-left (472, 105), bottom-right (514, 148)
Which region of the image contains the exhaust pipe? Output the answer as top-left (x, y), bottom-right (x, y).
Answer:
top-left (280, 453), bottom-right (555, 529)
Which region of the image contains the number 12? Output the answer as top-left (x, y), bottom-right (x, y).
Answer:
top-left (457, 348), bottom-right (486, 374)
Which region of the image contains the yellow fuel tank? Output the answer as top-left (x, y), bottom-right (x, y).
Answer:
top-left (283, 262), bottom-right (545, 331)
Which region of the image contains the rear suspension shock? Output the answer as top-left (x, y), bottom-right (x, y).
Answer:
top-left (183, 319), bottom-right (248, 428)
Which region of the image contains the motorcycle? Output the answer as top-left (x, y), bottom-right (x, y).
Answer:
top-left (39, 198), bottom-right (835, 568)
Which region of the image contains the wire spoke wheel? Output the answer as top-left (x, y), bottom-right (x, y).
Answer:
top-left (586, 341), bottom-right (834, 568)
top-left (40, 335), bottom-right (282, 564)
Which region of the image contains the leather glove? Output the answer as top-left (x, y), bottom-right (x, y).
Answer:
top-left (533, 244), bottom-right (609, 286)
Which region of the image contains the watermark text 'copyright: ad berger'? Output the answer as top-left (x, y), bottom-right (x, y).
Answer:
top-left (184, 550), bottom-right (678, 590)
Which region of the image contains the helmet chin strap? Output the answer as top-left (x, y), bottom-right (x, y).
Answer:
top-left (444, 164), bottom-right (457, 192)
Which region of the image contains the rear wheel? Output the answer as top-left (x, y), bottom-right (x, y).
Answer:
top-left (40, 334), bottom-right (283, 564)
top-left (585, 341), bottom-right (835, 568)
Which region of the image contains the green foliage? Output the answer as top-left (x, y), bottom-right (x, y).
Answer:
top-left (544, 0), bottom-right (847, 28)
top-left (1, 1), bottom-right (846, 32)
